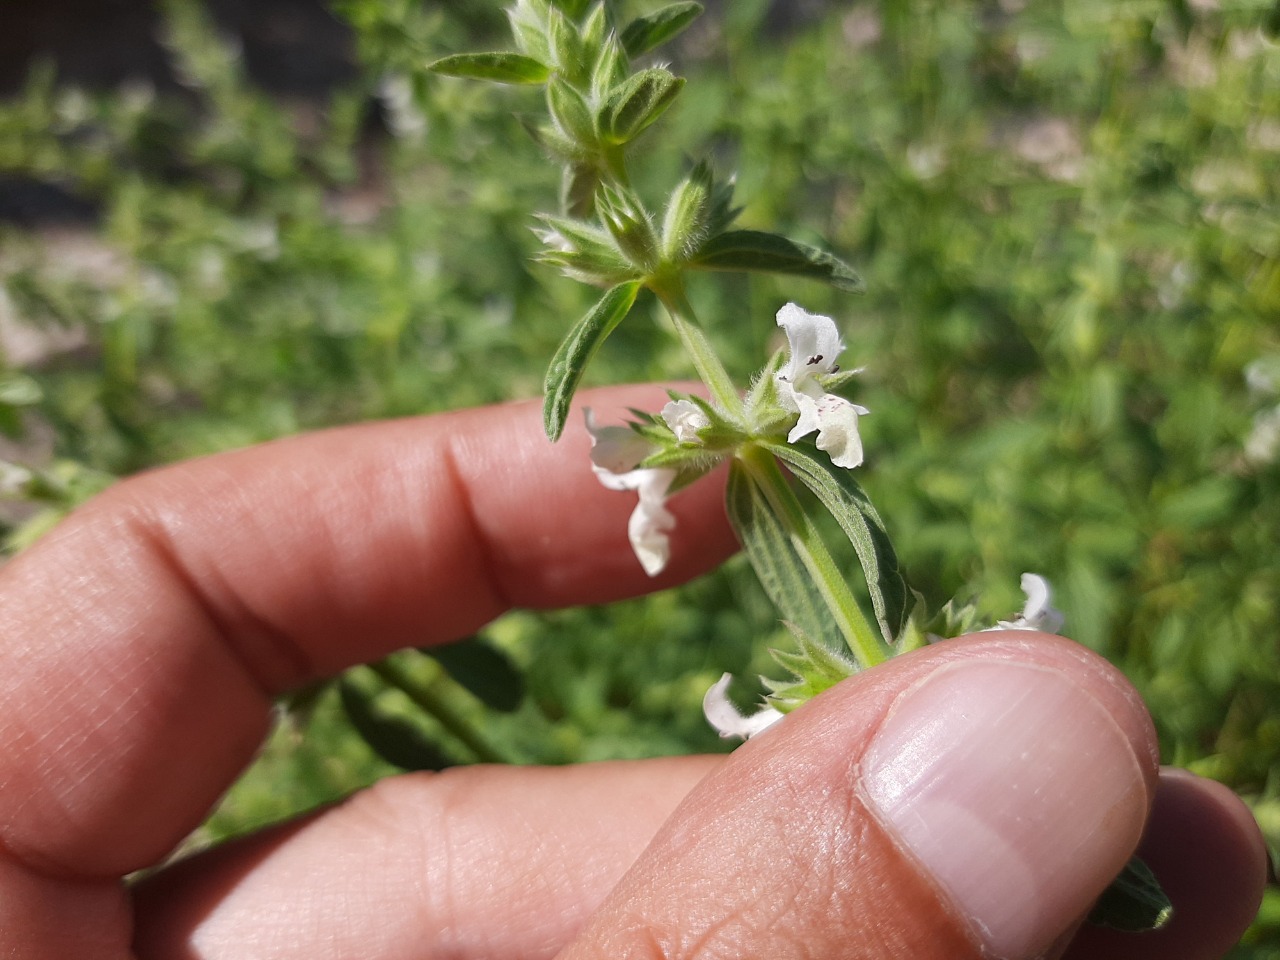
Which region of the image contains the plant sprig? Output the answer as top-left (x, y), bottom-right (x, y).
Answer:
top-left (429, 0), bottom-right (1171, 933)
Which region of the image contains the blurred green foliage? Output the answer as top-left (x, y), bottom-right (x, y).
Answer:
top-left (1, 0), bottom-right (1277, 948)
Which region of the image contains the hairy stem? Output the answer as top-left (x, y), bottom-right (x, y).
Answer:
top-left (652, 280), bottom-right (743, 416)
top-left (369, 658), bottom-right (513, 764)
top-left (738, 443), bottom-right (890, 668)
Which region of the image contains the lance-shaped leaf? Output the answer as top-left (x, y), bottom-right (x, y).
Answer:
top-left (598, 184), bottom-right (660, 271)
top-left (548, 0), bottom-right (592, 18)
top-left (621, 2), bottom-right (704, 58)
top-left (580, 3), bottom-right (608, 51)
top-left (1087, 856), bottom-right (1174, 932)
top-left (428, 52), bottom-right (552, 85)
top-left (725, 460), bottom-right (845, 653)
top-left (660, 161), bottom-right (713, 261)
top-left (763, 622), bottom-right (859, 711)
top-left (689, 229), bottom-right (865, 293)
top-left (534, 213), bottom-right (636, 285)
top-left (590, 36), bottom-right (629, 98)
top-left (543, 281), bottom-right (642, 440)
top-left (339, 678), bottom-right (453, 772)
top-left (548, 6), bottom-right (589, 84)
top-left (764, 439), bottom-right (910, 644)
top-left (601, 68), bottom-right (685, 145)
top-left (508, 0), bottom-right (553, 63)
top-left (547, 75), bottom-right (597, 145)
top-left (422, 638), bottom-right (525, 713)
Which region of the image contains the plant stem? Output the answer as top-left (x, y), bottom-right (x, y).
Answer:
top-left (602, 145), bottom-right (631, 188)
top-left (369, 658), bottom-right (513, 764)
top-left (651, 280), bottom-right (743, 416)
top-left (738, 443), bottom-right (890, 668)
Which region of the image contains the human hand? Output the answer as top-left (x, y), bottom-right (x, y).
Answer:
top-left (0, 385), bottom-right (1264, 960)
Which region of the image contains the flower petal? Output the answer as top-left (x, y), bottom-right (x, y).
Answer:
top-left (627, 468), bottom-right (677, 576)
top-left (814, 395), bottom-right (869, 469)
top-left (783, 383), bottom-right (821, 437)
top-left (584, 407), bottom-right (655, 474)
top-left (785, 391), bottom-right (868, 469)
top-left (585, 408), bottom-right (679, 576)
top-left (661, 399), bottom-right (711, 444)
top-left (994, 572), bottom-right (1066, 634)
top-left (588, 464), bottom-right (676, 575)
top-left (702, 672), bottom-right (785, 740)
top-left (776, 302), bottom-right (843, 383)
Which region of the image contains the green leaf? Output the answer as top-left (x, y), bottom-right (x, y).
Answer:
top-left (620, 2), bottom-right (704, 58)
top-left (423, 638), bottom-right (525, 713)
top-left (543, 281), bottom-right (642, 440)
top-left (547, 7), bottom-right (588, 83)
top-left (601, 68), bottom-right (684, 145)
top-left (427, 52), bottom-right (552, 85)
top-left (547, 75), bottom-right (597, 145)
top-left (589, 37), bottom-right (629, 98)
top-left (725, 460), bottom-right (844, 652)
top-left (924, 592), bottom-right (986, 640)
top-left (597, 184), bottom-right (659, 270)
top-left (534, 214), bottom-right (636, 285)
top-left (764, 440), bottom-right (910, 644)
top-left (660, 161), bottom-right (713, 261)
top-left (507, 0), bottom-right (553, 63)
top-left (580, 3), bottom-right (607, 48)
top-left (1087, 856), bottom-right (1174, 932)
top-left (689, 230), bottom-right (865, 292)
top-left (548, 0), bottom-right (591, 18)
top-left (763, 622), bottom-right (859, 710)
top-left (339, 678), bottom-right (453, 772)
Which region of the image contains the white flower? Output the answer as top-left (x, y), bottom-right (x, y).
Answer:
top-left (0, 462), bottom-right (33, 497)
top-left (775, 303), bottom-right (869, 469)
top-left (702, 673), bottom-right (785, 740)
top-left (661, 399), bottom-right (711, 443)
top-left (993, 573), bottom-right (1066, 634)
top-left (584, 408), bottom-right (654, 474)
top-left (378, 73), bottom-right (428, 141)
top-left (1245, 405), bottom-right (1280, 466)
top-left (585, 409), bottom-right (677, 577)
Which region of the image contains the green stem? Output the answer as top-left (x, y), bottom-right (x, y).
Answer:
top-left (369, 658), bottom-right (512, 764)
top-left (652, 280), bottom-right (743, 416)
top-left (601, 145), bottom-right (631, 188)
top-left (739, 444), bottom-right (890, 668)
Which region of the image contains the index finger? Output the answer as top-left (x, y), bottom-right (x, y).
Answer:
top-left (0, 385), bottom-right (737, 878)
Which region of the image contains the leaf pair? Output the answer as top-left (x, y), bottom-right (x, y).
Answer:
top-left (540, 229), bottom-right (864, 441)
top-left (429, 2), bottom-right (704, 85)
top-left (340, 639), bottom-right (526, 771)
top-left (727, 441), bottom-right (908, 658)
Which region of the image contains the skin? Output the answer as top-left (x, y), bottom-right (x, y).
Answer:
top-left (0, 384), bottom-right (1266, 960)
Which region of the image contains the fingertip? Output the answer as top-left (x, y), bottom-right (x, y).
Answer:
top-left (558, 634), bottom-right (1162, 960)
top-left (856, 642), bottom-right (1155, 958)
top-left (1064, 766), bottom-right (1269, 960)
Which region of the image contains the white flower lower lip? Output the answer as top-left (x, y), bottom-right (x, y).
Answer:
top-left (775, 303), bottom-right (868, 469)
top-left (993, 573), bottom-right (1066, 634)
top-left (596, 464), bottom-right (676, 576)
top-left (585, 407), bottom-right (677, 577)
top-left (702, 672), bottom-right (785, 740)
top-left (786, 391), bottom-right (869, 469)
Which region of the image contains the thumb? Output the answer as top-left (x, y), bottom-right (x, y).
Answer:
top-left (556, 632), bottom-right (1158, 960)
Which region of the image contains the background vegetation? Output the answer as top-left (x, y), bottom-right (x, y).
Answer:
top-left (1, 0), bottom-right (1276, 949)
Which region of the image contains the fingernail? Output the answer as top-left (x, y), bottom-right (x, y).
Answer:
top-left (859, 660), bottom-right (1148, 959)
